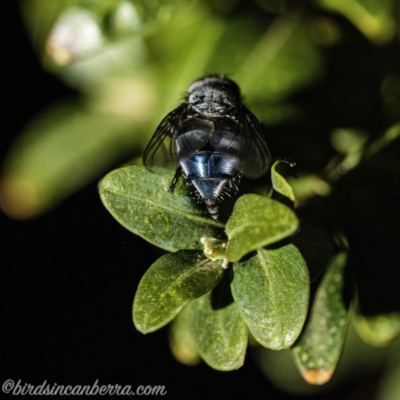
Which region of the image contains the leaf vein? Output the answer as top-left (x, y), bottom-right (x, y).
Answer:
top-left (104, 188), bottom-right (223, 227)
top-left (257, 249), bottom-right (283, 344)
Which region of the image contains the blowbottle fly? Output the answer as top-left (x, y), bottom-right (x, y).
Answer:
top-left (143, 75), bottom-right (271, 222)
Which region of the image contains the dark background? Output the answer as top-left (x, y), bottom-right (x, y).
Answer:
top-left (1, 3), bottom-right (382, 399)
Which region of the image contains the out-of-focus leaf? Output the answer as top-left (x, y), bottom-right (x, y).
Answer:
top-left (168, 304), bottom-right (200, 366)
top-left (21, 1), bottom-right (70, 54)
top-left (149, 13), bottom-right (225, 117)
top-left (377, 366), bottom-right (400, 400)
top-left (365, 123), bottom-right (400, 159)
top-left (109, 1), bottom-right (142, 35)
top-left (58, 0), bottom-right (200, 90)
top-left (151, 8), bottom-right (321, 127)
top-left (376, 339), bottom-right (400, 400)
top-left (254, 0), bottom-right (287, 14)
top-left (46, 7), bottom-right (104, 66)
top-left (62, 37), bottom-right (147, 90)
top-left (204, 11), bottom-right (323, 109)
top-left (234, 15), bottom-right (323, 104)
top-left (354, 313), bottom-right (400, 347)
top-left (100, 166), bottom-right (224, 251)
top-left (28, 2), bottom-right (148, 89)
top-left (231, 245), bottom-right (309, 349)
top-left (21, 0), bottom-right (195, 52)
top-left (318, 0), bottom-right (396, 43)
top-left (330, 128), bottom-right (368, 157)
top-left (133, 251), bottom-right (224, 334)
top-left (287, 174), bottom-right (331, 204)
top-left (189, 291), bottom-right (248, 371)
top-left (324, 128), bottom-right (369, 182)
top-left (292, 252), bottom-right (350, 385)
top-left (122, 0), bottom-right (196, 33)
top-left (21, 0), bottom-right (196, 91)
top-left (208, 10), bottom-right (314, 123)
top-left (271, 161), bottom-right (295, 203)
top-left (21, 1), bottom-right (119, 63)
top-left (0, 103), bottom-right (139, 219)
top-left (225, 194), bottom-right (299, 262)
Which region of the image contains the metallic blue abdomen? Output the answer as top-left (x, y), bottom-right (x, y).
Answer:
top-left (180, 152), bottom-right (240, 200)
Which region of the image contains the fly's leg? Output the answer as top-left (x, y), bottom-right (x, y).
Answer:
top-left (273, 158), bottom-right (297, 178)
top-left (223, 171), bottom-right (242, 194)
top-left (274, 157), bottom-right (296, 167)
top-left (168, 166), bottom-right (182, 193)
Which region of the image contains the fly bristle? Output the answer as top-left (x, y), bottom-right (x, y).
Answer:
top-left (195, 191), bottom-right (203, 203)
top-left (222, 188), bottom-right (232, 197)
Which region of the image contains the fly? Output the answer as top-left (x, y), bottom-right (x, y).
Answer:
top-left (143, 75), bottom-right (271, 222)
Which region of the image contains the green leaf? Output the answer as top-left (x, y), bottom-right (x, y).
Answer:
top-left (189, 291), bottom-right (248, 371)
top-left (0, 103), bottom-right (137, 219)
top-left (292, 252), bottom-right (350, 385)
top-left (231, 245), bottom-right (309, 349)
top-left (354, 312), bottom-right (400, 347)
top-left (376, 339), bottom-right (400, 400)
top-left (271, 161), bottom-right (295, 203)
top-left (318, 0), bottom-right (396, 44)
top-left (365, 122), bottom-right (400, 159)
top-left (21, 0), bottom-right (195, 59)
top-left (234, 16), bottom-right (323, 103)
top-left (168, 305), bottom-right (200, 366)
top-left (119, 0), bottom-right (195, 33)
top-left (133, 251), bottom-right (224, 333)
top-left (100, 166), bottom-right (223, 252)
top-left (225, 194), bottom-right (299, 262)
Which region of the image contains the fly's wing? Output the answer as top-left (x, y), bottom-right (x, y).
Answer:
top-left (174, 117), bottom-right (214, 158)
top-left (238, 105), bottom-right (271, 179)
top-left (143, 104), bottom-right (188, 171)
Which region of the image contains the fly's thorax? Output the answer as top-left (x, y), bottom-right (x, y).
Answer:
top-left (187, 76), bottom-right (241, 117)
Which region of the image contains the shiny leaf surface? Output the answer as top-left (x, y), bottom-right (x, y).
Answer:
top-left (133, 251), bottom-right (224, 333)
top-left (225, 194), bottom-right (299, 262)
top-left (292, 252), bottom-right (350, 385)
top-left (271, 161), bottom-right (295, 203)
top-left (231, 245), bottom-right (309, 349)
top-left (100, 166), bottom-right (224, 252)
top-left (189, 291), bottom-right (248, 371)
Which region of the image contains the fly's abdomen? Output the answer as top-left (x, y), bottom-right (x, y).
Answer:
top-left (181, 152), bottom-right (241, 221)
top-left (181, 152), bottom-right (239, 211)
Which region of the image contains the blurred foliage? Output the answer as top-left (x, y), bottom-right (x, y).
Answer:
top-left (4, 0), bottom-right (400, 397)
